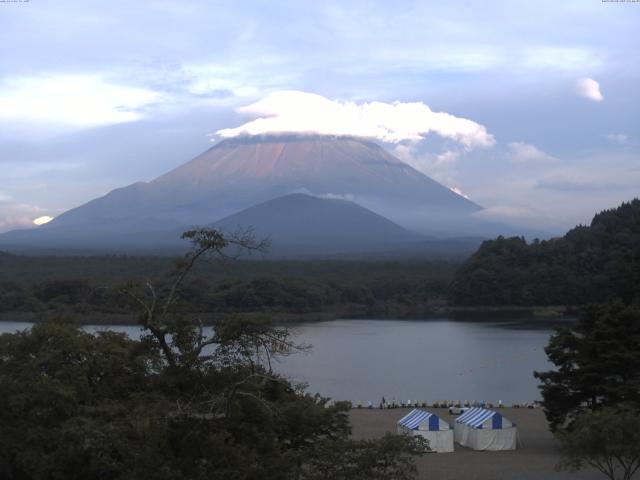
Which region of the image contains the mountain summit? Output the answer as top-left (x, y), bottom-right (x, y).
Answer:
top-left (1, 135), bottom-right (491, 252)
top-left (50, 135), bottom-right (480, 229)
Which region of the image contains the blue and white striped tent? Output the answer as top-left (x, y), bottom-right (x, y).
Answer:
top-left (454, 407), bottom-right (518, 450)
top-left (396, 409), bottom-right (453, 453)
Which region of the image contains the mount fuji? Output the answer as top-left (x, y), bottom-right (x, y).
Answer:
top-left (0, 135), bottom-right (496, 255)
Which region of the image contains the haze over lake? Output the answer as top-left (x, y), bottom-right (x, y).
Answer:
top-left (0, 318), bottom-right (554, 404)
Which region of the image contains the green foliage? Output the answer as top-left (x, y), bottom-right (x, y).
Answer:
top-left (0, 322), bottom-right (158, 479)
top-left (534, 302), bottom-right (640, 431)
top-left (0, 282), bottom-right (28, 312)
top-left (0, 229), bottom-right (425, 479)
top-left (556, 406), bottom-right (640, 480)
top-left (0, 319), bottom-right (424, 479)
top-left (449, 199), bottom-right (640, 306)
top-left (0, 255), bottom-right (456, 319)
top-left (304, 434), bottom-right (427, 480)
top-left (34, 280), bottom-right (92, 305)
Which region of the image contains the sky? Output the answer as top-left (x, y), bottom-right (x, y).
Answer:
top-left (0, 0), bottom-right (639, 233)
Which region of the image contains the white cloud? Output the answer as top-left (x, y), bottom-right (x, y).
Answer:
top-left (606, 133), bottom-right (628, 144)
top-left (535, 170), bottom-right (637, 191)
top-left (371, 45), bottom-right (505, 72)
top-left (290, 188), bottom-right (358, 202)
top-left (0, 74), bottom-right (161, 128)
top-left (576, 78), bottom-right (603, 102)
top-left (474, 205), bottom-right (539, 221)
top-left (522, 47), bottom-right (602, 72)
top-left (180, 63), bottom-right (269, 98)
top-left (391, 146), bottom-right (478, 200)
top-left (472, 205), bottom-right (554, 229)
top-left (216, 91), bottom-right (495, 148)
top-left (318, 193), bottom-right (357, 202)
top-left (433, 150), bottom-right (462, 167)
top-left (394, 145), bottom-right (462, 173)
top-left (449, 186), bottom-right (470, 200)
top-left (507, 142), bottom-right (558, 164)
top-left (468, 150), bottom-right (640, 232)
top-left (471, 204), bottom-right (563, 232)
top-left (392, 145), bottom-right (464, 186)
top-left (33, 215), bottom-right (54, 226)
top-left (0, 194), bottom-right (51, 233)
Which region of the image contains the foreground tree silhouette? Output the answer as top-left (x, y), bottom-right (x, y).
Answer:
top-left (534, 301), bottom-right (640, 432)
top-left (556, 406), bottom-right (640, 480)
top-left (0, 229), bottom-right (425, 480)
top-left (535, 302), bottom-right (640, 479)
top-left (122, 228), bottom-right (272, 369)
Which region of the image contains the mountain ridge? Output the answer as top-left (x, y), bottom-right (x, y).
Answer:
top-left (212, 192), bottom-right (423, 256)
top-left (47, 135), bottom-right (480, 230)
top-left (0, 135), bottom-right (498, 253)
top-left (0, 192), bottom-right (483, 258)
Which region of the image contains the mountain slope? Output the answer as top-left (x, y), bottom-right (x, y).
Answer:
top-left (213, 193), bottom-right (423, 256)
top-left (47, 135), bottom-right (480, 230)
top-left (0, 135), bottom-right (491, 252)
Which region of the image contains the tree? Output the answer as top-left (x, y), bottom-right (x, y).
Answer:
top-left (534, 301), bottom-right (640, 432)
top-left (0, 228), bottom-right (426, 480)
top-left (448, 198), bottom-right (640, 307)
top-left (0, 321), bottom-right (158, 480)
top-left (556, 406), bottom-right (640, 480)
top-left (304, 434), bottom-right (428, 480)
top-left (121, 227), bottom-right (270, 369)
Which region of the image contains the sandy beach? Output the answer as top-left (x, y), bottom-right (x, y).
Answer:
top-left (349, 407), bottom-right (605, 480)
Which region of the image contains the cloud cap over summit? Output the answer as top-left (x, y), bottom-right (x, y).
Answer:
top-left (217, 91), bottom-right (495, 149)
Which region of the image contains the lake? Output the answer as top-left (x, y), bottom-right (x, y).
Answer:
top-left (0, 318), bottom-right (557, 404)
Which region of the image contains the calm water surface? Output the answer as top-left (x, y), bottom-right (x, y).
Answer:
top-left (0, 318), bottom-right (555, 404)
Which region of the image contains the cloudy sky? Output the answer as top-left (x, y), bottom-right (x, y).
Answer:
top-left (1, 0), bottom-right (638, 233)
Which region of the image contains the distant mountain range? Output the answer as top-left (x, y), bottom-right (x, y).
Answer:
top-left (0, 135), bottom-right (516, 257)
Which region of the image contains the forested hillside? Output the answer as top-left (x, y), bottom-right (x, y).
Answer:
top-left (0, 255), bottom-right (456, 321)
top-left (449, 199), bottom-right (640, 306)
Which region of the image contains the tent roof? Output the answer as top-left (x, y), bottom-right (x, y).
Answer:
top-left (397, 409), bottom-right (443, 430)
top-left (455, 407), bottom-right (511, 429)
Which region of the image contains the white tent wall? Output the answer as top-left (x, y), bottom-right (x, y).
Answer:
top-left (454, 423), bottom-right (517, 451)
top-left (396, 409), bottom-right (454, 453)
top-left (453, 407), bottom-right (518, 451)
top-left (411, 429), bottom-right (455, 453)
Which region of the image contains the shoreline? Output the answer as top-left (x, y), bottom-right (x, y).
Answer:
top-left (350, 407), bottom-right (601, 480)
top-left (0, 305), bottom-right (579, 326)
